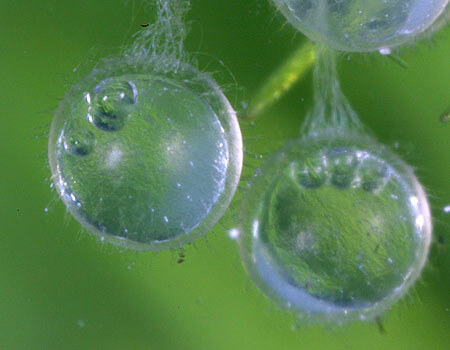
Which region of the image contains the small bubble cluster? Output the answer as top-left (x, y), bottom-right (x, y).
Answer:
top-left (49, 59), bottom-right (243, 250)
top-left (238, 133), bottom-right (431, 322)
top-left (272, 0), bottom-right (448, 52)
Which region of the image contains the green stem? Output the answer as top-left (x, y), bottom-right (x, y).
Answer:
top-left (243, 41), bottom-right (317, 120)
top-left (386, 53), bottom-right (408, 70)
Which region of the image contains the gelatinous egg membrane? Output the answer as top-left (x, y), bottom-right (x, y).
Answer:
top-left (273, 0), bottom-right (448, 52)
top-left (49, 61), bottom-right (243, 250)
top-left (239, 134), bottom-right (431, 322)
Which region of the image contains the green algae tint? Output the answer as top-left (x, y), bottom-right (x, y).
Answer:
top-left (49, 60), bottom-right (242, 250)
top-left (272, 0), bottom-right (448, 52)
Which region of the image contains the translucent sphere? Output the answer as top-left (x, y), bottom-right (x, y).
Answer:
top-left (272, 0), bottom-right (449, 52)
top-left (238, 133), bottom-right (431, 322)
top-left (49, 59), bottom-right (243, 250)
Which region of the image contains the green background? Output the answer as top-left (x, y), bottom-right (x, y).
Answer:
top-left (0, 1), bottom-right (448, 349)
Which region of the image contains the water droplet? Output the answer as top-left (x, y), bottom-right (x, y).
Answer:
top-left (272, 0), bottom-right (448, 52)
top-left (49, 61), bottom-right (242, 251)
top-left (239, 135), bottom-right (431, 322)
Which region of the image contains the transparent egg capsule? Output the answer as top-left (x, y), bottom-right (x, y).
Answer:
top-left (238, 132), bottom-right (431, 322)
top-left (272, 0), bottom-right (449, 52)
top-left (49, 58), bottom-right (243, 250)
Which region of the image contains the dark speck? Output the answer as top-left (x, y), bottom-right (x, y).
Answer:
top-left (375, 317), bottom-right (386, 335)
